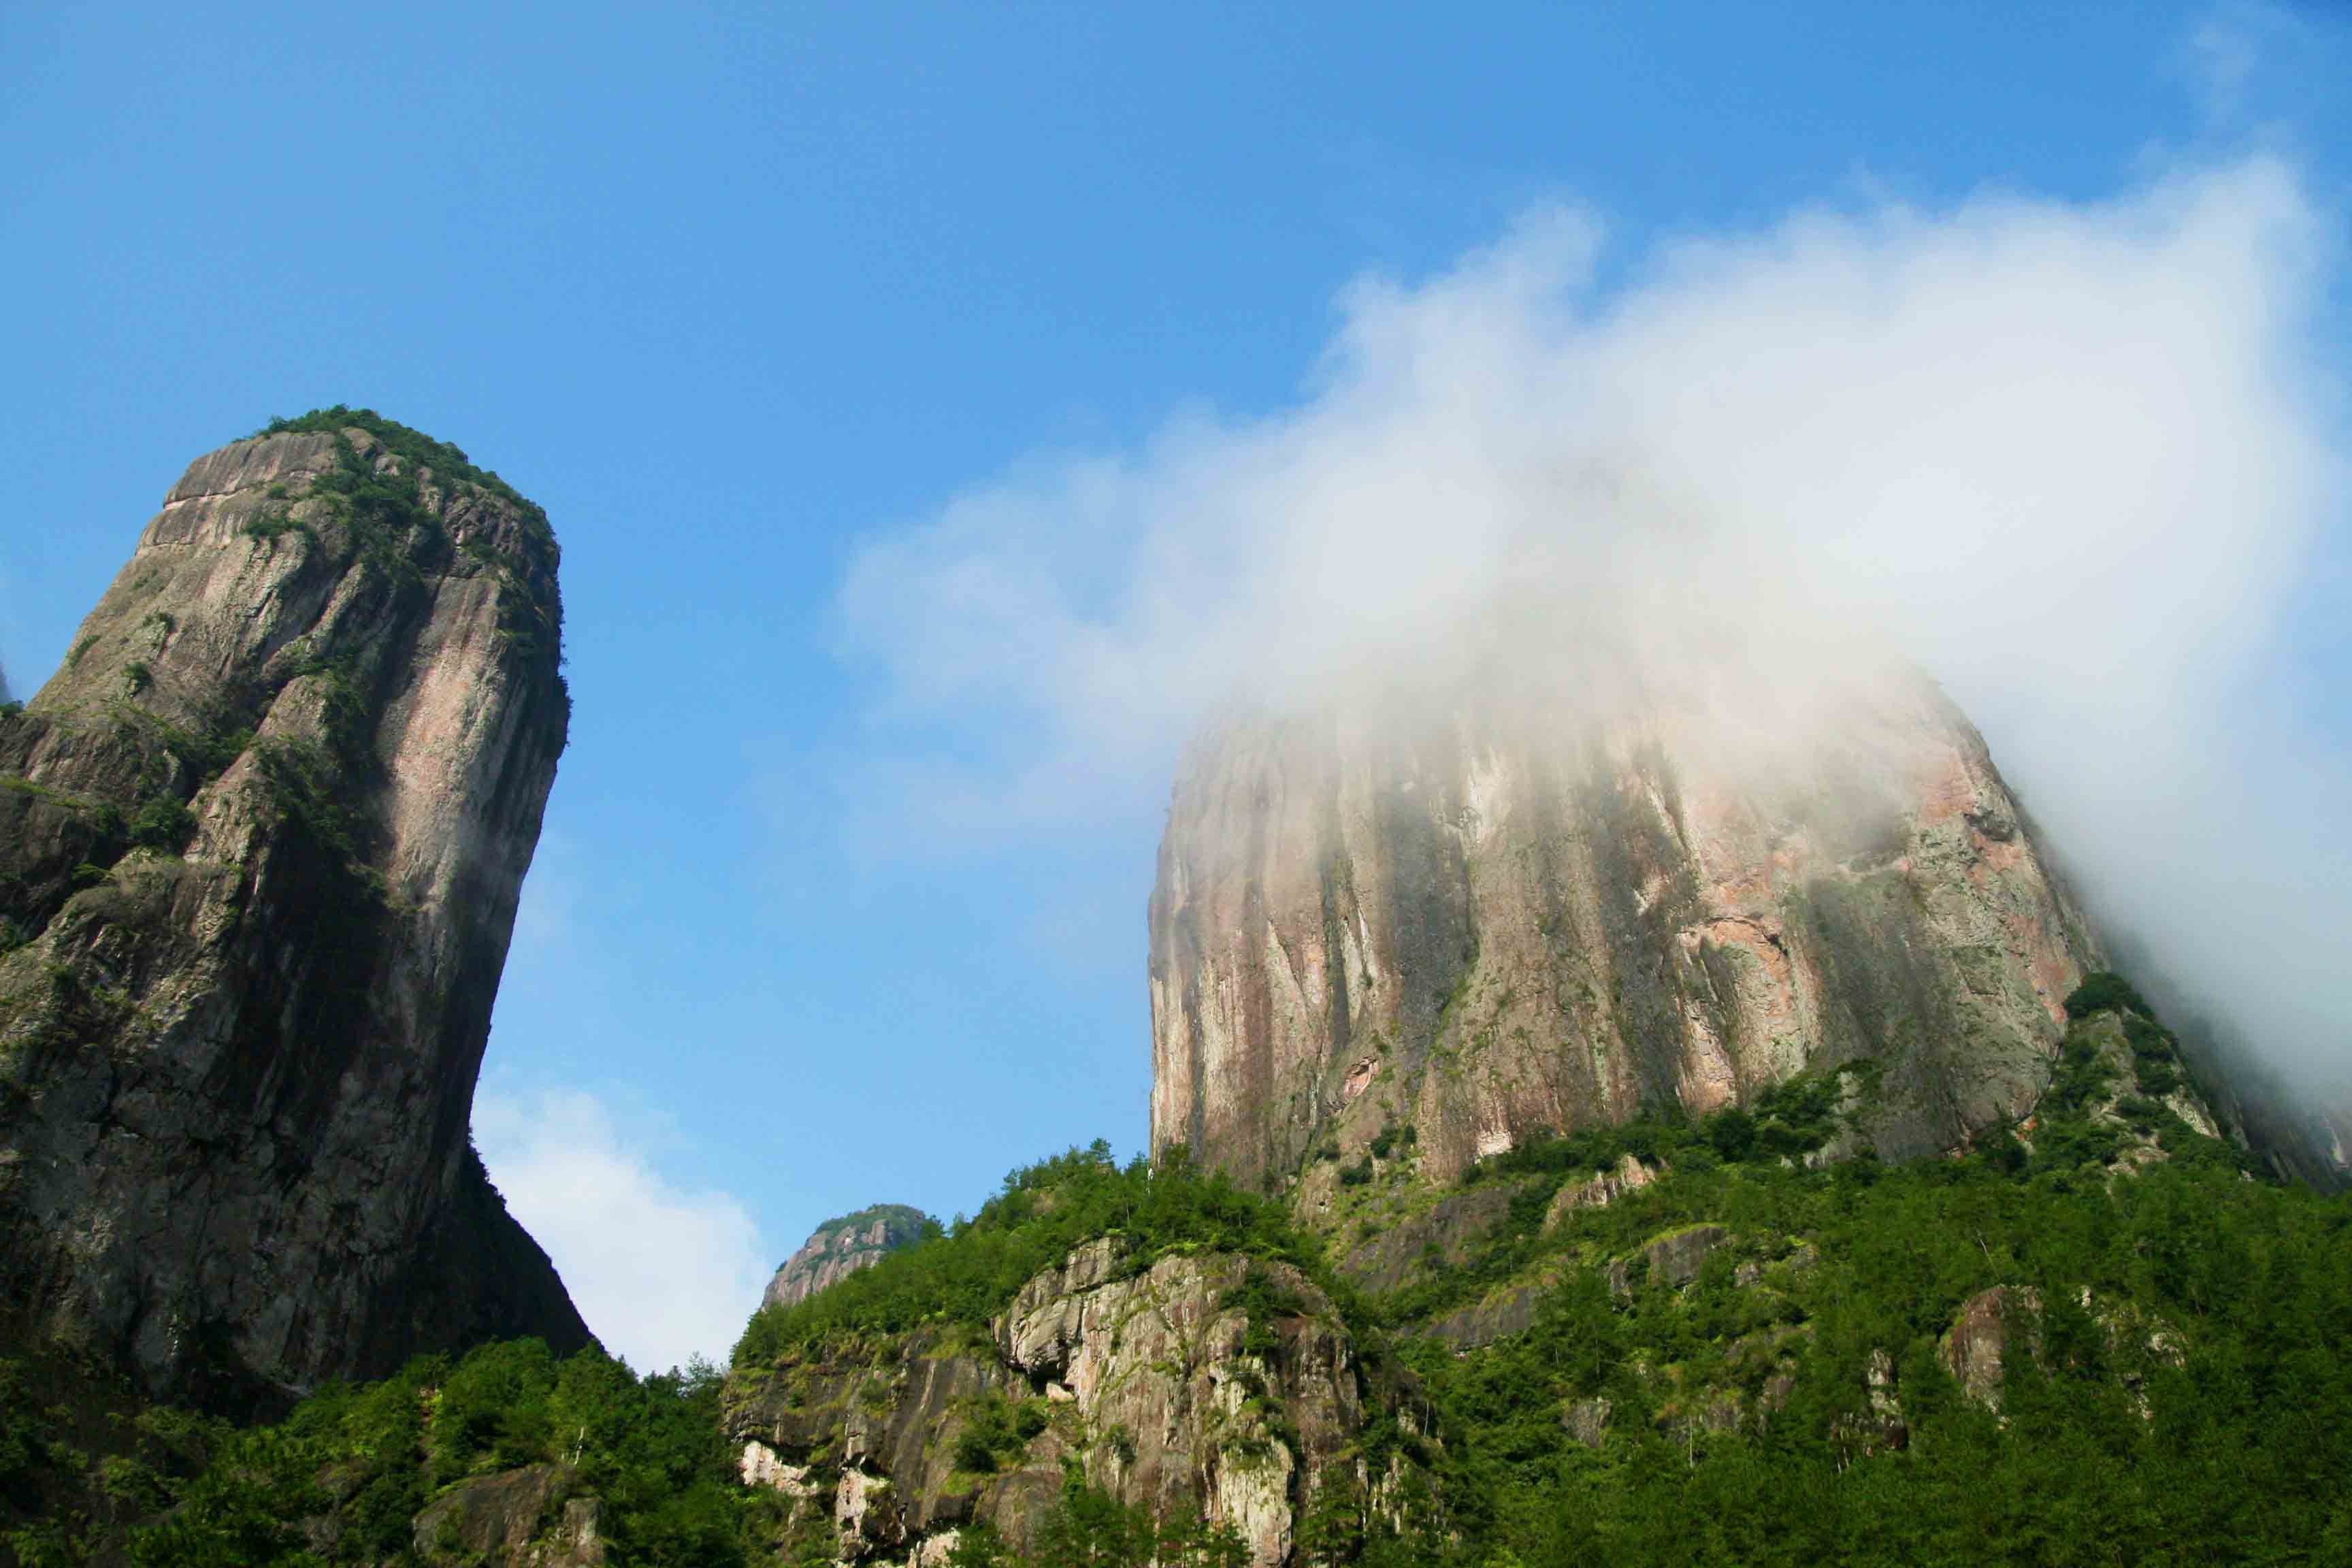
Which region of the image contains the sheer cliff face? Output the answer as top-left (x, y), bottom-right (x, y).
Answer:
top-left (1149, 678), bottom-right (2096, 1191)
top-left (760, 1204), bottom-right (931, 1311)
top-left (0, 423), bottom-right (589, 1413)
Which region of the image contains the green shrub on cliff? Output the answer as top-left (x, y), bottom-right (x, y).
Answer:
top-left (259, 407), bottom-right (548, 534)
top-left (2062, 970), bottom-right (2152, 1021)
top-left (125, 793), bottom-right (196, 853)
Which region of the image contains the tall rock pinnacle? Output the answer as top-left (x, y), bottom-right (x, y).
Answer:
top-left (0, 412), bottom-right (589, 1414)
top-left (1148, 675), bottom-right (2097, 1193)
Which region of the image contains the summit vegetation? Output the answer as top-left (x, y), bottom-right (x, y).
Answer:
top-left (257, 407), bottom-right (553, 538)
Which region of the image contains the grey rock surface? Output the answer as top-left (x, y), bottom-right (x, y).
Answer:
top-left (1561, 1396), bottom-right (1611, 1448)
top-left (1941, 1285), bottom-right (2040, 1411)
top-left (1424, 1279), bottom-right (1551, 1352)
top-left (0, 421), bottom-right (589, 1414)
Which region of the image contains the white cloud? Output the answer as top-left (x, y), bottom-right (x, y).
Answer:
top-left (473, 1088), bottom-right (770, 1373)
top-left (837, 155), bottom-right (2351, 1092)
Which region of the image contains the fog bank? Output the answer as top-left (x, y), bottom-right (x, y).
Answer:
top-left (839, 155), bottom-right (2349, 1100)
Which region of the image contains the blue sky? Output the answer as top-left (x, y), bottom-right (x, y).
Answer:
top-left (4, 3), bottom-right (2348, 1369)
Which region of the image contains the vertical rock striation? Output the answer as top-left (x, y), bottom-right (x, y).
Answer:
top-left (0, 414), bottom-right (589, 1414)
top-left (1149, 676), bottom-right (2096, 1191)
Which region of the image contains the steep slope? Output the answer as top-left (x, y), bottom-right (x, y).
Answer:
top-left (1149, 678), bottom-right (2095, 1193)
top-left (0, 411), bottom-right (589, 1415)
top-left (762, 1203), bottom-right (934, 1311)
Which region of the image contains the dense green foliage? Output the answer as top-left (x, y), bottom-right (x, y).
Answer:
top-left (258, 407), bottom-right (550, 536)
top-left (1469, 1067), bottom-right (1854, 1188)
top-left (1, 1343), bottom-right (768, 1565)
top-left (1328, 990), bottom-right (2330, 1565)
top-left (808, 1201), bottom-right (934, 1237)
top-left (734, 1141), bottom-right (1340, 1365)
top-left (108, 1341), bottom-right (762, 1567)
top-left (1399, 1142), bottom-right (2352, 1565)
top-left (2063, 970), bottom-right (2153, 1022)
top-left (1382, 1071), bottom-right (1859, 1328)
top-left (951, 1390), bottom-right (1051, 1475)
top-left (943, 1473), bottom-right (1254, 1567)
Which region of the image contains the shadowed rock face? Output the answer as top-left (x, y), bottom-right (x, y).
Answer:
top-left (761, 1204), bottom-right (932, 1311)
top-left (1149, 678), bottom-right (2096, 1192)
top-left (0, 421), bottom-right (590, 1415)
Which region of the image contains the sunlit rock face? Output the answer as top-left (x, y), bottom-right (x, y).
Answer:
top-left (761, 1204), bottom-right (932, 1311)
top-left (728, 1239), bottom-right (1432, 1568)
top-left (1148, 672), bottom-right (2096, 1192)
top-left (0, 423), bottom-right (589, 1414)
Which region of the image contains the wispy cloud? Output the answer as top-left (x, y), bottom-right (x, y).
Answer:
top-left (473, 1088), bottom-right (770, 1372)
top-left (2185, 3), bottom-right (2302, 124)
top-left (837, 155), bottom-right (2349, 1092)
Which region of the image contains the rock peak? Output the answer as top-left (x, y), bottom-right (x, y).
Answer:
top-left (0, 414), bottom-right (586, 1414)
top-left (761, 1203), bottom-right (932, 1311)
top-left (1149, 676), bottom-right (2095, 1196)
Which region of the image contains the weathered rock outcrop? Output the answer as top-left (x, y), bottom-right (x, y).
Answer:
top-left (762, 1203), bottom-right (932, 1311)
top-left (726, 1239), bottom-right (1433, 1567)
top-left (1149, 679), bottom-right (2096, 1191)
top-left (1544, 1153), bottom-right (1658, 1229)
top-left (410, 1464), bottom-right (606, 1566)
top-left (1940, 1281), bottom-right (2185, 1416)
top-left (1941, 1286), bottom-right (2040, 1411)
top-left (0, 415), bottom-right (589, 1414)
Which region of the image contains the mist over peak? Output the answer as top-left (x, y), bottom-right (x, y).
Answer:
top-left (840, 153), bottom-right (2347, 1113)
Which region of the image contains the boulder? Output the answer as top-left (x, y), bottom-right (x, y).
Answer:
top-left (413, 1464), bottom-right (605, 1566)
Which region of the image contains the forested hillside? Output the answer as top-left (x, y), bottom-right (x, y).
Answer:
top-left (11, 977), bottom-right (2348, 1565)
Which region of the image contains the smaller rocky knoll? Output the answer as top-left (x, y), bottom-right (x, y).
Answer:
top-left (762, 1203), bottom-right (934, 1311)
top-left (728, 1238), bottom-right (1433, 1567)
